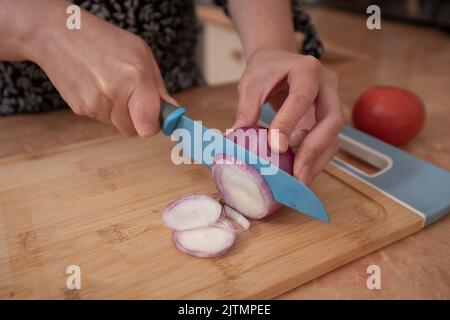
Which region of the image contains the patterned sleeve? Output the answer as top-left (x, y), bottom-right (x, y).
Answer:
top-left (213, 0), bottom-right (324, 58)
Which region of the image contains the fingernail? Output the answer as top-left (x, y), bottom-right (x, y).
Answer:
top-left (231, 122), bottom-right (240, 130)
top-left (271, 132), bottom-right (288, 153)
top-left (289, 129), bottom-right (308, 153)
top-left (296, 164), bottom-right (310, 184)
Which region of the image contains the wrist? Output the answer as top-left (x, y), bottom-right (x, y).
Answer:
top-left (1, 0), bottom-right (71, 63)
top-left (245, 43), bottom-right (297, 62)
top-left (23, 0), bottom-right (72, 64)
top-left (244, 37), bottom-right (297, 61)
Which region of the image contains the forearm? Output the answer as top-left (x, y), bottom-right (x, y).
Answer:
top-left (0, 0), bottom-right (69, 62)
top-left (227, 0), bottom-right (296, 60)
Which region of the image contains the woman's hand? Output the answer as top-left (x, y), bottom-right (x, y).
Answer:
top-left (234, 48), bottom-right (343, 185)
top-left (26, 1), bottom-right (176, 137)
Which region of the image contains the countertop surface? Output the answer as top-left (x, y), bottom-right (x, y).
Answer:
top-left (1, 7), bottom-right (449, 299)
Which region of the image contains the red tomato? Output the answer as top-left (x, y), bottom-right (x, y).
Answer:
top-left (352, 86), bottom-right (426, 145)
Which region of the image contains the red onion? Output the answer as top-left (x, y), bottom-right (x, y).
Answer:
top-left (224, 205), bottom-right (250, 231)
top-left (172, 219), bottom-right (236, 258)
top-left (162, 194), bottom-right (222, 230)
top-left (162, 127), bottom-right (295, 258)
top-left (211, 126), bottom-right (294, 220)
top-left (162, 195), bottom-right (236, 258)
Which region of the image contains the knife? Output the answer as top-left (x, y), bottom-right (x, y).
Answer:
top-left (159, 100), bottom-right (329, 222)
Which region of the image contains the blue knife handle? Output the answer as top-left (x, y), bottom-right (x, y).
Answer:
top-left (159, 100), bottom-right (186, 135)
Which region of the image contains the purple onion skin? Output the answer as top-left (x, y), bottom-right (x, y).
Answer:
top-left (212, 126), bottom-right (295, 220)
top-left (225, 126), bottom-right (294, 175)
top-left (212, 153), bottom-right (282, 219)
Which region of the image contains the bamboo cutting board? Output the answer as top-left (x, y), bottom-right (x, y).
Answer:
top-left (0, 130), bottom-right (423, 299)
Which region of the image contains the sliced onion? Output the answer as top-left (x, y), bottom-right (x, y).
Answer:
top-left (211, 126), bottom-right (295, 220)
top-left (212, 154), bottom-right (280, 219)
top-left (224, 205), bottom-right (250, 231)
top-left (172, 221), bottom-right (235, 258)
top-left (225, 125), bottom-right (294, 173)
top-left (162, 194), bottom-right (221, 230)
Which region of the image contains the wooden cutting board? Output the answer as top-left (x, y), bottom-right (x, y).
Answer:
top-left (0, 125), bottom-right (423, 299)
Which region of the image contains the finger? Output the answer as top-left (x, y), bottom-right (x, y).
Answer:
top-left (110, 102), bottom-right (138, 137)
top-left (128, 78), bottom-right (161, 138)
top-left (151, 59), bottom-right (179, 107)
top-left (233, 70), bottom-right (285, 129)
top-left (289, 127), bottom-right (309, 153)
top-left (269, 71), bottom-right (319, 153)
top-left (233, 79), bottom-right (264, 130)
top-left (293, 76), bottom-right (343, 179)
top-left (298, 137), bottom-right (339, 185)
top-left (89, 94), bottom-right (113, 125)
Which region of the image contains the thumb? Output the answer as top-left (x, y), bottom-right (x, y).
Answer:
top-left (128, 79), bottom-right (161, 138)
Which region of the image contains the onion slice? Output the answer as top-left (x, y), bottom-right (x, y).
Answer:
top-left (224, 205), bottom-right (250, 231)
top-left (211, 126), bottom-right (295, 220)
top-left (162, 194), bottom-right (222, 231)
top-left (173, 220), bottom-right (235, 258)
top-left (212, 154), bottom-right (281, 219)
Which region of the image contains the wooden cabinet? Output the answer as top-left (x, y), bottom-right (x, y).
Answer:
top-left (197, 6), bottom-right (245, 85)
top-left (200, 21), bottom-right (245, 85)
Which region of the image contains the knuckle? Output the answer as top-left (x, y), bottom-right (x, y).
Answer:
top-left (154, 75), bottom-right (166, 90)
top-left (85, 108), bottom-right (99, 119)
top-left (237, 78), bottom-right (250, 96)
top-left (83, 104), bottom-right (99, 119)
top-left (303, 146), bottom-right (320, 162)
top-left (84, 95), bottom-right (109, 120)
top-left (125, 64), bottom-right (145, 82)
top-left (304, 55), bottom-right (321, 72)
top-left (132, 35), bottom-right (151, 53)
top-left (235, 110), bottom-right (250, 123)
top-left (326, 70), bottom-right (339, 87)
top-left (70, 103), bottom-right (84, 116)
top-left (332, 138), bottom-right (340, 153)
top-left (290, 91), bottom-right (315, 106)
top-left (273, 117), bottom-right (296, 134)
top-left (330, 114), bottom-right (345, 130)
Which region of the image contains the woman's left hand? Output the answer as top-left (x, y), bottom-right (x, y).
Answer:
top-left (234, 48), bottom-right (344, 185)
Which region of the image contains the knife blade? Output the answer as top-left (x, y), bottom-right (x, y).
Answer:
top-left (159, 100), bottom-right (329, 222)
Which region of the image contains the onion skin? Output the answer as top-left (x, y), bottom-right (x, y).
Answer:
top-left (225, 126), bottom-right (294, 174)
top-left (211, 126), bottom-right (295, 220)
top-left (212, 153), bottom-right (282, 219)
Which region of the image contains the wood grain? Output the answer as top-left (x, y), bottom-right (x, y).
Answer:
top-left (0, 6), bottom-right (448, 300)
top-left (0, 86), bottom-right (422, 299)
top-left (197, 6), bottom-right (450, 299)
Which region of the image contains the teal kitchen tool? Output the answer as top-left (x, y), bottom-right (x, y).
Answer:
top-left (159, 100), bottom-right (329, 222)
top-left (260, 103), bottom-right (450, 227)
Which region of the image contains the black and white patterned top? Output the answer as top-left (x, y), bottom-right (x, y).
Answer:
top-left (0, 0), bottom-right (322, 115)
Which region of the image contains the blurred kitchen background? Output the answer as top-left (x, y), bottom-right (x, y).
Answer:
top-left (195, 0), bottom-right (450, 85)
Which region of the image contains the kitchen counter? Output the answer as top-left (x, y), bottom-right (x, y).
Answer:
top-left (1, 7), bottom-right (449, 299)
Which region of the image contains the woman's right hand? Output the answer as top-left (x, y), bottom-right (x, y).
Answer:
top-left (25, 1), bottom-right (177, 137)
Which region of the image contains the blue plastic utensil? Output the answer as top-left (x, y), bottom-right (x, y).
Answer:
top-left (159, 100), bottom-right (329, 222)
top-left (260, 103), bottom-right (450, 227)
